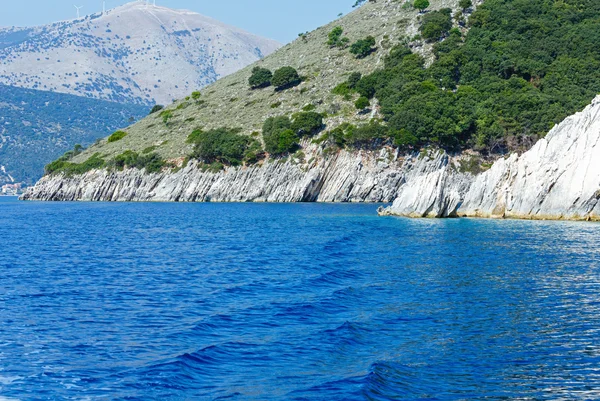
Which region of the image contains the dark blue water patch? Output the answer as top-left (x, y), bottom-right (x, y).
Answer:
top-left (1, 197), bottom-right (600, 399)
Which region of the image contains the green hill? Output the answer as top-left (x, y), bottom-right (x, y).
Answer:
top-left (57, 0), bottom-right (600, 176)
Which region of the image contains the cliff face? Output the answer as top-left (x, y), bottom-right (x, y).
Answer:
top-left (22, 144), bottom-right (406, 203)
top-left (379, 95), bottom-right (600, 221)
top-left (23, 96), bottom-right (600, 221)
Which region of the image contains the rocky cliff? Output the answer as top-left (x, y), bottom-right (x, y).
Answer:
top-left (379, 95), bottom-right (600, 221)
top-left (21, 143), bottom-right (406, 203)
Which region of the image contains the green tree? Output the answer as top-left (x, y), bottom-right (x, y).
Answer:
top-left (149, 105), bottom-right (164, 114)
top-left (272, 67), bottom-right (301, 90)
top-left (248, 66), bottom-right (273, 89)
top-left (459, 0), bottom-right (472, 10)
top-left (291, 112), bottom-right (324, 136)
top-left (355, 96), bottom-right (370, 110)
top-left (419, 8), bottom-right (453, 41)
top-left (350, 36), bottom-right (376, 58)
top-left (413, 0), bottom-right (430, 12)
top-left (262, 116), bottom-right (299, 155)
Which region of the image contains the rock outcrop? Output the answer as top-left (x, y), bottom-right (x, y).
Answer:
top-left (22, 144), bottom-right (406, 203)
top-left (379, 95), bottom-right (600, 221)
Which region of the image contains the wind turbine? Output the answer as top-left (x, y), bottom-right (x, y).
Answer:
top-left (74, 5), bottom-right (83, 19)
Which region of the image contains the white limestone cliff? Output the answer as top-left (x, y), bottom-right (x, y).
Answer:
top-left (379, 95), bottom-right (600, 221)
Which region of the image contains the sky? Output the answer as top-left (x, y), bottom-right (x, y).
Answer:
top-left (0, 0), bottom-right (357, 44)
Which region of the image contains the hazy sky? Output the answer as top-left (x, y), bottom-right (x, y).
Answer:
top-left (0, 0), bottom-right (357, 43)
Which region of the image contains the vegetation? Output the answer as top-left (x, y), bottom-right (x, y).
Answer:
top-left (249, 67), bottom-right (273, 89)
top-left (272, 67), bottom-right (301, 90)
top-left (150, 105), bottom-right (164, 114)
top-left (263, 116), bottom-right (298, 155)
top-left (419, 8), bottom-right (453, 41)
top-left (350, 36), bottom-right (376, 58)
top-left (107, 130), bottom-right (128, 143)
top-left (348, 0), bottom-right (600, 152)
top-left (188, 128), bottom-right (262, 165)
top-left (291, 112), bottom-right (324, 137)
top-left (327, 26), bottom-right (349, 48)
top-left (191, 91), bottom-right (202, 100)
top-left (108, 150), bottom-right (167, 173)
top-left (45, 153), bottom-right (106, 176)
top-left (459, 0), bottom-right (472, 11)
top-left (413, 0), bottom-right (430, 12)
top-left (355, 96), bottom-right (370, 110)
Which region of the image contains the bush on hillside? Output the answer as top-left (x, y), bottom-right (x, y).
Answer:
top-left (327, 26), bottom-right (350, 48)
top-left (355, 96), bottom-right (370, 110)
top-left (249, 67), bottom-right (273, 89)
top-left (189, 127), bottom-right (261, 166)
top-left (45, 153), bottom-right (106, 176)
top-left (419, 8), bottom-right (453, 41)
top-left (350, 36), bottom-right (376, 58)
top-left (262, 116), bottom-right (298, 155)
top-left (413, 0), bottom-right (430, 12)
top-left (150, 105), bottom-right (164, 114)
top-left (272, 67), bottom-right (301, 90)
top-left (107, 130), bottom-right (128, 143)
top-left (109, 150), bottom-right (167, 173)
top-left (291, 112), bottom-right (324, 137)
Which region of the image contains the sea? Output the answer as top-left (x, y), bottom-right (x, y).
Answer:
top-left (1, 196), bottom-right (600, 400)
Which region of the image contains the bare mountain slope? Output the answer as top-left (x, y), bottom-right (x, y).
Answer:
top-left (0, 1), bottom-right (281, 105)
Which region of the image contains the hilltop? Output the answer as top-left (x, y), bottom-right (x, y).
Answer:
top-left (0, 1), bottom-right (280, 105)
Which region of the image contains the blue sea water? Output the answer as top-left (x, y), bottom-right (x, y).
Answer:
top-left (1, 196), bottom-right (600, 400)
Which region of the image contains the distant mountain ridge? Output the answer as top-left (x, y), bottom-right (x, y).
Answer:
top-left (0, 1), bottom-right (281, 105)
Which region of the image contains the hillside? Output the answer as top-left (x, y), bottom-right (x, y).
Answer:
top-left (27, 0), bottom-right (600, 218)
top-left (69, 0), bottom-right (467, 164)
top-left (0, 84), bottom-right (147, 185)
top-left (0, 2), bottom-right (280, 105)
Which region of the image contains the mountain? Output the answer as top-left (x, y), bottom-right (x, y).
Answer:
top-left (0, 1), bottom-right (281, 105)
top-left (0, 84), bottom-right (147, 186)
top-left (24, 0), bottom-right (600, 220)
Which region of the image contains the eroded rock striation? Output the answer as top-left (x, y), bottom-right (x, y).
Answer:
top-left (22, 144), bottom-right (407, 203)
top-left (379, 95), bottom-right (600, 221)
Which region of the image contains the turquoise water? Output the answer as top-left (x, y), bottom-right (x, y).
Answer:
top-left (1, 197), bottom-right (600, 400)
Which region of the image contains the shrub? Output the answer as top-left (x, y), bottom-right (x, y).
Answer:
top-left (272, 67), bottom-right (301, 90)
top-left (107, 130), bottom-right (127, 143)
top-left (419, 8), bottom-right (453, 41)
top-left (350, 36), bottom-right (376, 58)
top-left (187, 128), bottom-right (204, 143)
top-left (262, 116), bottom-right (298, 155)
top-left (413, 0), bottom-right (430, 12)
top-left (191, 91), bottom-right (201, 100)
top-left (345, 121), bottom-right (387, 147)
top-left (347, 72), bottom-right (362, 89)
top-left (109, 150), bottom-right (166, 173)
top-left (160, 110), bottom-right (173, 124)
top-left (291, 112), bottom-right (324, 137)
top-left (327, 26), bottom-right (349, 48)
top-left (249, 66), bottom-right (273, 89)
top-left (355, 97), bottom-right (370, 110)
top-left (45, 153), bottom-right (106, 176)
top-left (150, 105), bottom-right (164, 114)
top-left (189, 127), bottom-right (260, 166)
top-left (459, 0), bottom-right (472, 10)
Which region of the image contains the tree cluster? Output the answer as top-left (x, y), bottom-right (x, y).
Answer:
top-left (334, 0), bottom-right (600, 153)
